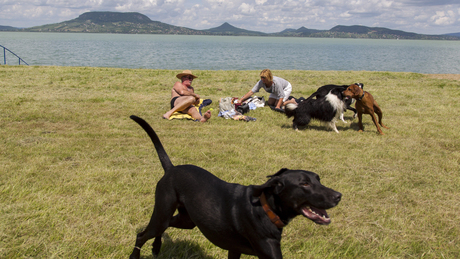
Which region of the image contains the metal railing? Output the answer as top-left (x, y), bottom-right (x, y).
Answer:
top-left (1, 44), bottom-right (29, 65)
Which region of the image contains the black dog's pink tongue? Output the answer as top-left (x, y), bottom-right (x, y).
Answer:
top-left (302, 206), bottom-right (331, 225)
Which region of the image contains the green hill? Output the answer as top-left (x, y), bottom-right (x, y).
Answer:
top-left (204, 22), bottom-right (266, 36)
top-left (0, 25), bottom-right (19, 31)
top-left (311, 25), bottom-right (457, 40)
top-left (445, 32), bottom-right (460, 37)
top-left (271, 26), bottom-right (325, 36)
top-left (24, 11), bottom-right (207, 35)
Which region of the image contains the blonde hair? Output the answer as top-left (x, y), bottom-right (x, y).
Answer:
top-left (259, 69), bottom-right (273, 82)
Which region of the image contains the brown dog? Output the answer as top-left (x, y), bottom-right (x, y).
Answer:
top-left (343, 84), bottom-right (389, 135)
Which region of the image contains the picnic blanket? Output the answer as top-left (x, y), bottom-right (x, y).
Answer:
top-left (218, 97), bottom-right (257, 122)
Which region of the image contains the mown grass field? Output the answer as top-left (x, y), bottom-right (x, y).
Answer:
top-left (1, 65), bottom-right (459, 258)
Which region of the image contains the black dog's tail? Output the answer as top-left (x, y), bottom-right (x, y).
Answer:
top-left (285, 103), bottom-right (298, 118)
top-left (305, 91), bottom-right (320, 101)
top-left (130, 115), bottom-right (174, 172)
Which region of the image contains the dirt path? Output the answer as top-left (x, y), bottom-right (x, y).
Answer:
top-left (425, 74), bottom-right (460, 81)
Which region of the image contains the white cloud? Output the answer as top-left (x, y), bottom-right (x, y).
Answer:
top-left (339, 11), bottom-right (352, 18)
top-left (255, 0), bottom-right (267, 5)
top-left (238, 3), bottom-right (255, 14)
top-left (430, 10), bottom-right (456, 25)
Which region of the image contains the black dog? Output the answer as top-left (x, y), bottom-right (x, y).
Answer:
top-left (129, 115), bottom-right (341, 259)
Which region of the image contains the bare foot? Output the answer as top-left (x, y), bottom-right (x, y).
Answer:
top-left (200, 110), bottom-right (212, 122)
top-left (284, 99), bottom-right (297, 105)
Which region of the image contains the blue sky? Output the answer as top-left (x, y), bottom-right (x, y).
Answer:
top-left (1, 0), bottom-right (459, 34)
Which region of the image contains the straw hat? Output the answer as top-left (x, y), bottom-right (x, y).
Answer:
top-left (176, 70), bottom-right (198, 79)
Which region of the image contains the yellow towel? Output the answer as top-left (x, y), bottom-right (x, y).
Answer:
top-left (168, 99), bottom-right (204, 121)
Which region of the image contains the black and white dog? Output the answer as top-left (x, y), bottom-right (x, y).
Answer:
top-left (285, 84), bottom-right (363, 133)
top-left (307, 84), bottom-right (362, 121)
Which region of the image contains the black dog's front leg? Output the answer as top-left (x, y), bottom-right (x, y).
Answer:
top-left (251, 238), bottom-right (283, 259)
top-left (228, 250), bottom-right (242, 259)
top-left (347, 106), bottom-right (357, 118)
top-left (169, 207), bottom-right (196, 229)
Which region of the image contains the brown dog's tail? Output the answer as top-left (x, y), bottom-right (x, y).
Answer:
top-left (130, 115), bottom-right (174, 172)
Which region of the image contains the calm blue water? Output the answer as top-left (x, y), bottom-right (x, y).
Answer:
top-left (1, 32), bottom-right (459, 74)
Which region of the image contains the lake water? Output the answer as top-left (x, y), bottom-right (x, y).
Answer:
top-left (1, 32), bottom-right (459, 74)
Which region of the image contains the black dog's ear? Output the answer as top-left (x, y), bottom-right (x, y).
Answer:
top-left (252, 169), bottom-right (290, 199)
top-left (268, 168), bottom-right (289, 178)
top-left (355, 83), bottom-right (364, 89)
top-left (266, 168), bottom-right (289, 195)
top-left (252, 179), bottom-right (275, 198)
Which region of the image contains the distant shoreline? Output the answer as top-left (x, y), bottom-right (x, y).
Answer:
top-left (4, 65), bottom-right (460, 78)
top-left (3, 30), bottom-right (459, 41)
top-left (13, 29), bottom-right (459, 41)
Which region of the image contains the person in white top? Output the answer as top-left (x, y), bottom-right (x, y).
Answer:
top-left (237, 69), bottom-right (296, 111)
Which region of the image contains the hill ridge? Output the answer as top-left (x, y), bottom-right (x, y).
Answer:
top-left (204, 22), bottom-right (266, 36)
top-left (18, 11), bottom-right (460, 40)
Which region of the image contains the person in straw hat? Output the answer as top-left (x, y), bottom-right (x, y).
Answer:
top-left (162, 70), bottom-right (212, 122)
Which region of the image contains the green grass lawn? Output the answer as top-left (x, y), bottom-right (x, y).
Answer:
top-left (1, 66), bottom-right (459, 258)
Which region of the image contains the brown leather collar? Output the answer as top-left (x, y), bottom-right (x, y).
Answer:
top-left (260, 193), bottom-right (285, 228)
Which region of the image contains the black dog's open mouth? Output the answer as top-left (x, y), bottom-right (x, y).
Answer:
top-left (301, 206), bottom-right (331, 225)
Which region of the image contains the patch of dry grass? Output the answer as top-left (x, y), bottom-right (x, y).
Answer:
top-left (1, 66), bottom-right (459, 258)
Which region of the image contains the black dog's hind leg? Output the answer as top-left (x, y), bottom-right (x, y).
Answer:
top-left (130, 211), bottom-right (172, 259)
top-left (152, 236), bottom-right (162, 256)
top-left (130, 217), bottom-right (169, 259)
top-left (151, 207), bottom-right (196, 256)
top-left (130, 193), bottom-right (178, 259)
